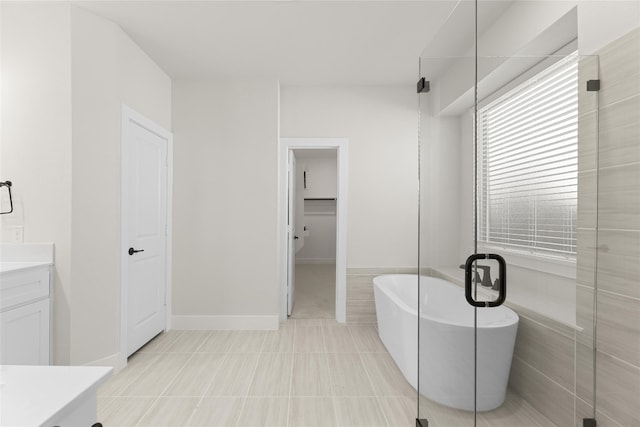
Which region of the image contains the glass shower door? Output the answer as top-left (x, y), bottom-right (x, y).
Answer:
top-left (417, 53), bottom-right (479, 426)
top-left (417, 27), bottom-right (600, 427)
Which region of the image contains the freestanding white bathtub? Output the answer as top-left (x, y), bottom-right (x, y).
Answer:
top-left (373, 274), bottom-right (519, 412)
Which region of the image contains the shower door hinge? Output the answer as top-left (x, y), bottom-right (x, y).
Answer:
top-left (417, 78), bottom-right (430, 93)
top-left (586, 80), bottom-right (600, 92)
top-left (416, 419), bottom-right (429, 427)
top-left (583, 418), bottom-right (596, 427)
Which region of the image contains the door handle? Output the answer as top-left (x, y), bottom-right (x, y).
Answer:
top-left (464, 253), bottom-right (506, 307)
top-left (128, 247), bottom-right (145, 256)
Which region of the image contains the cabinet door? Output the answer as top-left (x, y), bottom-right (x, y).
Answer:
top-left (1, 268), bottom-right (50, 311)
top-left (1, 299), bottom-right (50, 365)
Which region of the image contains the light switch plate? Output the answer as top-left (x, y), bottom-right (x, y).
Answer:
top-left (9, 226), bottom-right (24, 243)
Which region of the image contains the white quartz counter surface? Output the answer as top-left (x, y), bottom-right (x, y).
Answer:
top-left (0, 365), bottom-right (112, 427)
top-left (0, 243), bottom-right (54, 275)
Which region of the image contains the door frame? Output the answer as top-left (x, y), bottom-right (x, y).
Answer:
top-left (287, 151), bottom-right (297, 316)
top-left (119, 105), bottom-right (173, 368)
top-left (278, 138), bottom-right (348, 323)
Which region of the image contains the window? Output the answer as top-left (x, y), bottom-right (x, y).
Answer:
top-left (477, 53), bottom-right (579, 258)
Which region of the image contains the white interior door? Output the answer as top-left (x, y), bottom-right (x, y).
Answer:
top-left (287, 150), bottom-right (297, 316)
top-left (295, 160), bottom-right (305, 253)
top-left (124, 112), bottom-right (169, 356)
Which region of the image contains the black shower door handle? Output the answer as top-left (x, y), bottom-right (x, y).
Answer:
top-left (464, 253), bottom-right (506, 307)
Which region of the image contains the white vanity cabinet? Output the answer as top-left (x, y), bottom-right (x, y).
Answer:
top-left (1, 365), bottom-right (112, 427)
top-left (0, 263), bottom-right (51, 365)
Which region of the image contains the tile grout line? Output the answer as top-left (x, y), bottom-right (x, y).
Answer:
top-left (350, 325), bottom-right (392, 427)
top-left (183, 335), bottom-right (232, 426)
top-left (234, 330), bottom-right (268, 427)
top-left (157, 352), bottom-right (199, 397)
top-left (286, 320), bottom-right (297, 427)
top-left (191, 330), bottom-right (214, 353)
top-left (133, 345), bottom-right (200, 426)
top-left (96, 396), bottom-right (116, 418)
top-left (130, 396), bottom-right (162, 427)
top-left (322, 321), bottom-right (341, 427)
top-left (593, 286), bottom-right (640, 302)
top-left (102, 352), bottom-right (163, 398)
top-left (512, 355), bottom-right (581, 404)
top-left (139, 329), bottom-right (185, 354)
top-left (114, 331), bottom-right (185, 392)
top-left (128, 354), bottom-right (167, 427)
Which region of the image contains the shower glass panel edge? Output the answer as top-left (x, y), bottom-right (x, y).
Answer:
top-left (416, 51), bottom-right (600, 426)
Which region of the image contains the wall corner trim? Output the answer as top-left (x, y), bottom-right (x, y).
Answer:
top-left (83, 352), bottom-right (123, 373)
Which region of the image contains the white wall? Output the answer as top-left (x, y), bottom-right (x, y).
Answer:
top-left (296, 156), bottom-right (337, 263)
top-left (69, 6), bottom-right (171, 365)
top-left (281, 86), bottom-right (418, 268)
top-left (1, 2), bottom-right (74, 364)
top-left (1, 3), bottom-right (171, 365)
top-left (172, 78), bottom-right (279, 322)
top-left (419, 111), bottom-right (463, 269)
top-left (296, 201), bottom-right (337, 264)
top-left (577, 0), bottom-right (640, 54)
top-left (301, 157), bottom-right (337, 199)
top-left (483, 0), bottom-right (640, 57)
top-left (70, 6), bottom-right (119, 366)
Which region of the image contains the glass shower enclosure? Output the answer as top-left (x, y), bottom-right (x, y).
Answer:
top-left (416, 2), bottom-right (602, 426)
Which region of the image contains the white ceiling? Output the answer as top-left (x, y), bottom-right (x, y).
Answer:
top-left (75, 1), bottom-right (465, 86)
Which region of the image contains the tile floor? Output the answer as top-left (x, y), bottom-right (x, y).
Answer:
top-left (290, 263), bottom-right (336, 319)
top-left (97, 319), bottom-right (557, 427)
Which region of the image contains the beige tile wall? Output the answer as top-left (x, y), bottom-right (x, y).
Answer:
top-left (346, 268), bottom-right (417, 323)
top-left (503, 35), bottom-right (603, 427)
top-left (506, 304), bottom-right (578, 427)
top-left (508, 26), bottom-right (640, 427)
top-left (577, 26), bottom-right (640, 426)
top-left (510, 26), bottom-right (640, 427)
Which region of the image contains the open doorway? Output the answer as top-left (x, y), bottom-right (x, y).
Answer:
top-left (290, 149), bottom-right (337, 319)
top-left (278, 138), bottom-right (348, 323)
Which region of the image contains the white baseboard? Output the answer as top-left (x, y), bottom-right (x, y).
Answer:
top-left (296, 258), bottom-right (336, 265)
top-left (171, 315), bottom-right (280, 330)
top-left (84, 352), bottom-right (123, 373)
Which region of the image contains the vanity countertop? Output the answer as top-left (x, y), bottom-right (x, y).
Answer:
top-left (0, 243), bottom-right (54, 275)
top-left (0, 365), bottom-right (112, 427)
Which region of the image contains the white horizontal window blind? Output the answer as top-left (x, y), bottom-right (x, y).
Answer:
top-left (478, 53), bottom-right (579, 256)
